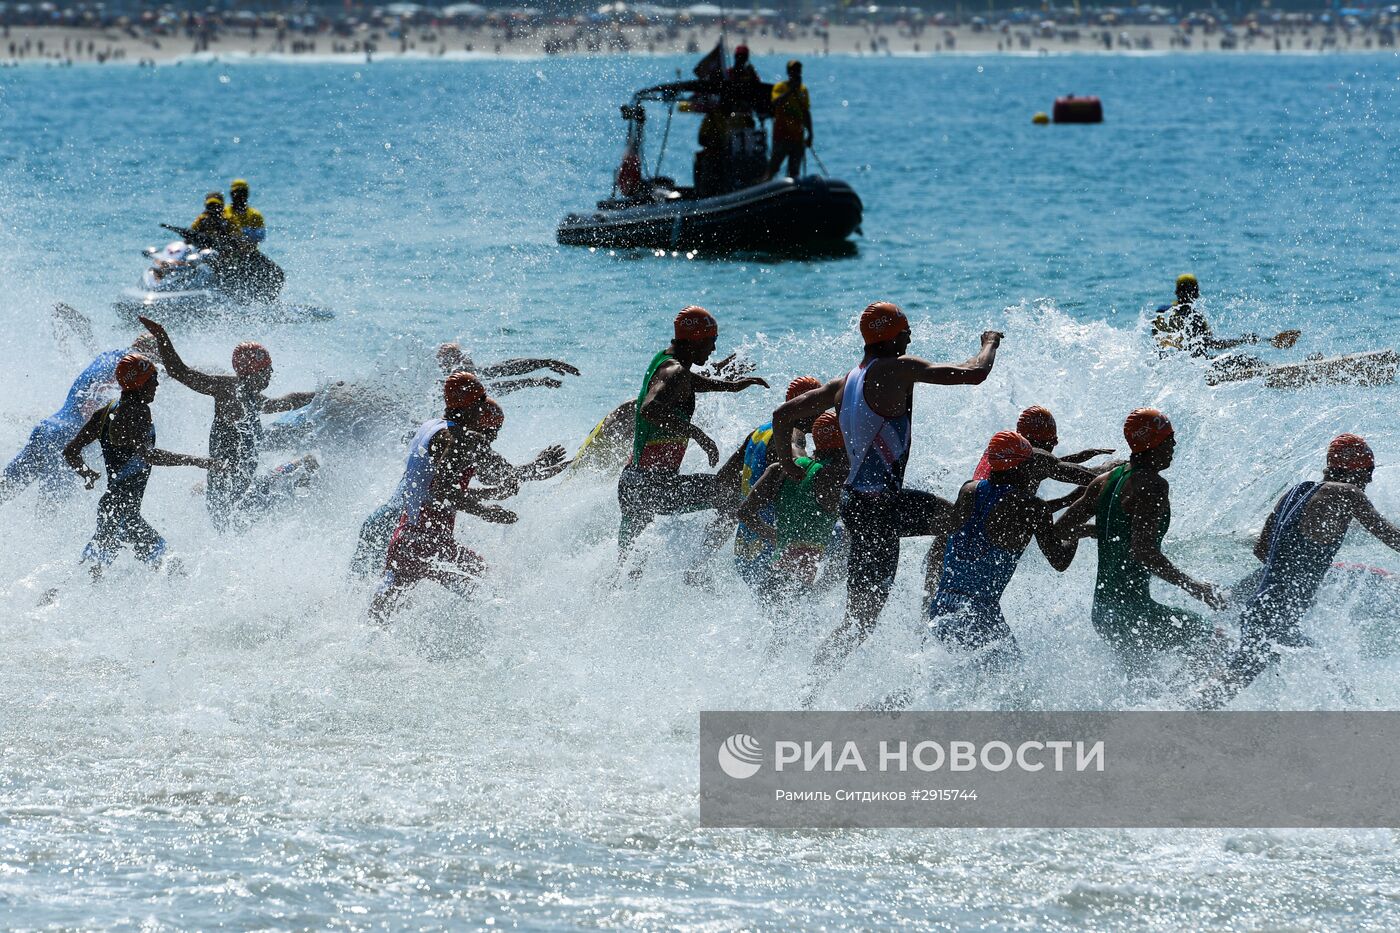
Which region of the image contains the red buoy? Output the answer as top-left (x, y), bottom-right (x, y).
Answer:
top-left (1052, 96), bottom-right (1104, 124)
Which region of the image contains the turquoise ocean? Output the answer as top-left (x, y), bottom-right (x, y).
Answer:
top-left (3, 52), bottom-right (1400, 928)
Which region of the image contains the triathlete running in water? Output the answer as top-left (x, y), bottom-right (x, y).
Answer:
top-left (1194, 434), bottom-right (1400, 708)
top-left (928, 431), bottom-right (1089, 670)
top-left (616, 307), bottom-right (768, 562)
top-left (351, 387), bottom-right (567, 578)
top-left (2, 330), bottom-right (159, 505)
top-left (733, 410), bottom-right (848, 609)
top-left (369, 374), bottom-right (522, 625)
top-left (62, 354), bottom-right (213, 579)
top-left (140, 317), bottom-right (319, 532)
top-left (569, 354), bottom-right (755, 475)
top-left (1054, 408), bottom-right (1225, 670)
top-left (923, 404), bottom-right (1115, 603)
top-left (769, 302), bottom-right (1002, 700)
top-left (689, 375), bottom-right (823, 585)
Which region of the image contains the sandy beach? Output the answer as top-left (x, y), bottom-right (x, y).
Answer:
top-left (2, 19), bottom-right (1390, 66)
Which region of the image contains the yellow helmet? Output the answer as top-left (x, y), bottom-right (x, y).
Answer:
top-left (230, 178), bottom-right (250, 193)
top-left (204, 196), bottom-right (224, 211)
top-left (1175, 273), bottom-right (1199, 301)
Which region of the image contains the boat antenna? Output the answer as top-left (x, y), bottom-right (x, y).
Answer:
top-left (719, 0), bottom-right (729, 69)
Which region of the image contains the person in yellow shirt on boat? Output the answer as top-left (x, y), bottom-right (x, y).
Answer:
top-left (766, 59), bottom-right (812, 181)
top-left (224, 179), bottom-right (266, 252)
top-left (189, 194), bottom-right (240, 253)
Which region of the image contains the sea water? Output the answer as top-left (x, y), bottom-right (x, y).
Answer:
top-left (2, 53), bottom-right (1400, 928)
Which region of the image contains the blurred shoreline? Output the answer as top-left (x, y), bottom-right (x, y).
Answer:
top-left (3, 19), bottom-right (1394, 67)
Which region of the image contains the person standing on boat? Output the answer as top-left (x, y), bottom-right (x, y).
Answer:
top-left (766, 60), bottom-right (812, 181)
top-left (725, 44), bottom-right (762, 123)
top-left (727, 44), bottom-right (760, 86)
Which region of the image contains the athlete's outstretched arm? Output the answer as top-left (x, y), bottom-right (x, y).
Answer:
top-left (771, 378), bottom-right (843, 477)
top-left (690, 372), bottom-right (769, 394)
top-left (1350, 488), bottom-right (1400, 552)
top-left (902, 331), bottom-right (1003, 387)
top-left (137, 316), bottom-right (232, 398)
top-left (261, 391), bottom-right (315, 413)
top-left (1128, 475), bottom-right (1224, 608)
top-left (1059, 447), bottom-right (1116, 465)
top-left (143, 448), bottom-right (214, 469)
top-left (1051, 474), bottom-right (1104, 538)
top-left (489, 377), bottom-right (562, 396)
top-left (478, 358), bottom-right (580, 379)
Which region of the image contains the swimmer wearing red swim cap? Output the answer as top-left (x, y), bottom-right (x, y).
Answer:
top-left (693, 372), bottom-right (835, 582)
top-left (62, 349), bottom-right (214, 579)
top-left (929, 430), bottom-right (1089, 665)
top-left (731, 410), bottom-right (851, 595)
top-left (616, 306), bottom-right (769, 564)
top-left (941, 409), bottom-right (1116, 607)
top-left (138, 315), bottom-right (320, 532)
top-left (368, 395), bottom-right (524, 627)
top-left (1197, 433), bottom-right (1400, 709)
top-left (1054, 408), bottom-right (1225, 660)
top-left (768, 302), bottom-right (1003, 702)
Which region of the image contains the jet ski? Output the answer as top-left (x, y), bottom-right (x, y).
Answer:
top-left (113, 237), bottom-right (332, 325)
top-left (557, 74), bottom-right (862, 253)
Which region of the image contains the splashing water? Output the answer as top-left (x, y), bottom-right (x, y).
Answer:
top-left (4, 56), bottom-right (1400, 927)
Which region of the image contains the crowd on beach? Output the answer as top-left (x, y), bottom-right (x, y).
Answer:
top-left (6, 2), bottom-right (1400, 64)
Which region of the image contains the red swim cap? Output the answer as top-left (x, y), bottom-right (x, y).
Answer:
top-left (1016, 405), bottom-right (1058, 446)
top-left (787, 375), bottom-right (822, 401)
top-left (674, 306), bottom-right (719, 341)
top-left (1328, 433), bottom-right (1374, 474)
top-left (1124, 408), bottom-right (1174, 454)
top-left (477, 398), bottom-right (505, 433)
top-left (444, 371), bottom-right (486, 410)
top-left (859, 301), bottom-right (908, 345)
top-left (231, 342), bottom-right (272, 377)
top-left (986, 430), bottom-right (1033, 472)
top-left (115, 353), bottom-right (156, 391)
top-left (812, 411), bottom-right (843, 452)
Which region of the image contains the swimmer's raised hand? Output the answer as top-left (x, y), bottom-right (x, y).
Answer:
top-left (480, 505), bottom-right (518, 525)
top-left (76, 465), bottom-right (100, 490)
